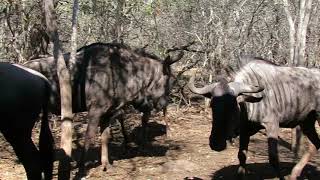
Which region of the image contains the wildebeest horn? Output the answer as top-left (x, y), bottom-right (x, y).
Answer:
top-left (166, 41), bottom-right (196, 53)
top-left (165, 51), bottom-right (185, 65)
top-left (188, 74), bottom-right (217, 95)
top-left (228, 82), bottom-right (264, 96)
top-left (164, 41), bottom-right (196, 65)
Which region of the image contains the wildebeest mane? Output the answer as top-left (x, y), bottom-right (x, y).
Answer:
top-left (76, 42), bottom-right (162, 62)
top-left (239, 55), bottom-right (278, 67)
top-left (76, 42), bottom-right (130, 52)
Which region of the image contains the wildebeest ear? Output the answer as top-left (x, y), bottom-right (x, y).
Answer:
top-left (229, 82), bottom-right (264, 96)
top-left (237, 94), bottom-right (263, 103)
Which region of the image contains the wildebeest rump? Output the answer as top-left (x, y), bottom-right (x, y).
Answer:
top-left (0, 63), bottom-right (54, 180)
top-left (188, 57), bottom-right (320, 179)
top-left (24, 42), bottom-right (183, 177)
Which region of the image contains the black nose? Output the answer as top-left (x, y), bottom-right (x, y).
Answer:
top-left (209, 136), bottom-right (227, 152)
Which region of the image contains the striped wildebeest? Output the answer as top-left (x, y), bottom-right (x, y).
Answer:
top-left (0, 62), bottom-right (54, 180)
top-left (23, 42), bottom-right (186, 178)
top-left (188, 57), bottom-right (320, 180)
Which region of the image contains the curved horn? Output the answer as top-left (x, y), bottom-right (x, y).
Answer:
top-left (164, 51), bottom-right (185, 65)
top-left (188, 74), bottom-right (217, 95)
top-left (228, 82), bottom-right (264, 96)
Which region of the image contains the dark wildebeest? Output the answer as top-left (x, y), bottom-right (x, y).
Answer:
top-left (188, 57), bottom-right (320, 179)
top-left (0, 62), bottom-right (54, 180)
top-left (23, 42), bottom-right (184, 177)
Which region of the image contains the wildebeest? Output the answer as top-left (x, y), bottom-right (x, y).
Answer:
top-left (188, 57), bottom-right (320, 179)
top-left (24, 42), bottom-right (184, 177)
top-left (0, 62), bottom-right (54, 180)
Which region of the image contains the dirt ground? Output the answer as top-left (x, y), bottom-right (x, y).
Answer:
top-left (1, 105), bottom-right (320, 180)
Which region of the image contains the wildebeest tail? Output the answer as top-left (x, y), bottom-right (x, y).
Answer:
top-left (39, 81), bottom-right (54, 180)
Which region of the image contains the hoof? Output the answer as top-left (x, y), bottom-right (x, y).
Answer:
top-left (237, 166), bottom-right (247, 179)
top-left (166, 131), bottom-right (172, 139)
top-left (126, 142), bottom-right (138, 148)
top-left (289, 175), bottom-right (298, 180)
top-left (75, 171), bottom-right (88, 180)
top-left (101, 164), bottom-right (113, 172)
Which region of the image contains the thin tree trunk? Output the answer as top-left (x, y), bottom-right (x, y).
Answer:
top-left (294, 0), bottom-right (306, 65)
top-left (42, 0), bottom-right (73, 179)
top-left (297, 0), bottom-right (313, 66)
top-left (282, 0), bottom-right (295, 65)
top-left (5, 2), bottom-right (25, 63)
top-left (69, 0), bottom-right (79, 68)
top-left (115, 0), bottom-right (125, 42)
top-left (58, 1), bottom-right (79, 179)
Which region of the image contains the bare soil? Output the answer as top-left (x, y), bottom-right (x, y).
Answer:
top-left (1, 105), bottom-right (320, 180)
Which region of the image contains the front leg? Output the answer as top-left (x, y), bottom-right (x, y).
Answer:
top-left (264, 121), bottom-right (284, 180)
top-left (237, 110), bottom-right (253, 179)
top-left (78, 107), bottom-right (104, 179)
top-left (237, 118), bottom-right (261, 178)
top-left (161, 107), bottom-right (171, 138)
top-left (141, 111), bottom-right (151, 144)
top-left (237, 131), bottom-right (250, 178)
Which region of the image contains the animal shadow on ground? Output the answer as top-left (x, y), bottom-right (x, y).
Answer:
top-left (55, 120), bottom-right (174, 176)
top-left (113, 121), bottom-right (171, 159)
top-left (211, 162), bottom-right (320, 180)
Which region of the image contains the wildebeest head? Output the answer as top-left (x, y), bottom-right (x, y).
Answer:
top-left (188, 75), bottom-right (264, 151)
top-left (134, 47), bottom-right (185, 112)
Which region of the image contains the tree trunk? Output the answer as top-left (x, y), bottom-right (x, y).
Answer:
top-left (297, 0), bottom-right (313, 66)
top-left (69, 0), bottom-right (79, 70)
top-left (42, 0), bottom-right (74, 178)
top-left (115, 0), bottom-right (125, 42)
top-left (282, 0), bottom-right (295, 65)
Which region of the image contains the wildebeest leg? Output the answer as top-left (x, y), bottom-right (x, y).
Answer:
top-left (118, 117), bottom-right (130, 147)
top-left (141, 110), bottom-right (151, 144)
top-left (237, 133), bottom-right (250, 178)
top-left (237, 120), bottom-right (250, 178)
top-left (291, 126), bottom-right (302, 158)
top-left (2, 130), bottom-right (42, 180)
top-left (290, 118), bottom-right (320, 179)
top-left (78, 108), bottom-right (104, 178)
top-left (264, 121), bottom-right (284, 180)
top-left (100, 121), bottom-right (112, 171)
top-left (162, 107), bottom-right (171, 138)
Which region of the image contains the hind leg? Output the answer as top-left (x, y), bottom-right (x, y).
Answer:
top-left (290, 117), bottom-right (320, 179)
top-left (100, 120), bottom-right (112, 171)
top-left (2, 130), bottom-right (42, 180)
